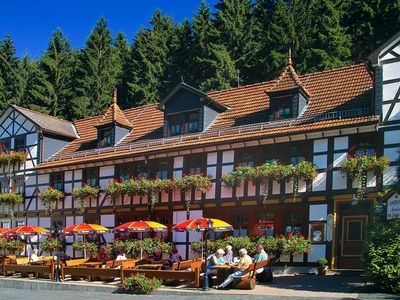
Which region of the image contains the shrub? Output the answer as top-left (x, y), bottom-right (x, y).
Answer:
top-left (41, 238), bottom-right (63, 255)
top-left (362, 218), bottom-right (400, 294)
top-left (317, 258), bottom-right (328, 267)
top-left (125, 273), bottom-right (161, 294)
top-left (72, 240), bottom-right (98, 258)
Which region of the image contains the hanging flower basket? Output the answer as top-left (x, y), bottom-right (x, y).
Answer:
top-left (0, 152), bottom-right (27, 175)
top-left (340, 154), bottom-right (389, 204)
top-left (72, 184), bottom-right (99, 214)
top-left (72, 240), bottom-right (98, 258)
top-left (254, 161), bottom-right (290, 198)
top-left (105, 180), bottom-right (125, 208)
top-left (287, 161), bottom-right (318, 198)
top-left (221, 166), bottom-right (256, 188)
top-left (38, 187), bottom-right (64, 215)
top-left (0, 192), bottom-right (24, 219)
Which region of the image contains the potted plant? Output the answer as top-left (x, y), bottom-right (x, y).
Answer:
top-left (0, 192), bottom-right (24, 219)
top-left (38, 187), bottom-right (64, 215)
top-left (72, 240), bottom-right (98, 258)
top-left (41, 237), bottom-right (63, 255)
top-left (317, 258), bottom-right (329, 275)
top-left (124, 273), bottom-right (161, 294)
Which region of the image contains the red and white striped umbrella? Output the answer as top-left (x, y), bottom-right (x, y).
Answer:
top-left (114, 221), bottom-right (167, 233)
top-left (0, 228), bottom-right (8, 235)
top-left (63, 223), bottom-right (109, 235)
top-left (6, 226), bottom-right (50, 236)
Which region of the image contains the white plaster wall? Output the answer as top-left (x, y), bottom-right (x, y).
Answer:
top-left (222, 150), bottom-right (234, 164)
top-left (222, 165), bottom-right (233, 176)
top-left (26, 133), bottom-right (38, 145)
top-left (389, 103), bottom-right (400, 121)
top-left (383, 82), bottom-right (400, 101)
top-left (334, 136), bottom-right (348, 150)
top-left (38, 174), bottom-right (49, 185)
top-left (100, 165), bottom-right (114, 177)
top-left (74, 170), bottom-right (82, 180)
top-left (207, 152), bottom-right (217, 165)
top-left (309, 204), bottom-right (327, 221)
top-left (313, 139), bottom-right (328, 153)
top-left (272, 181), bottom-right (280, 194)
top-left (39, 217), bottom-right (51, 228)
top-left (383, 61), bottom-right (400, 81)
top-left (248, 182), bottom-right (256, 196)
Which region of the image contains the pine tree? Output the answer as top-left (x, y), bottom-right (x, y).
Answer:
top-left (192, 1), bottom-right (236, 91)
top-left (18, 54), bottom-right (41, 109)
top-left (214, 0), bottom-right (257, 84)
top-left (0, 33), bottom-right (21, 110)
top-left (127, 10), bottom-right (176, 105)
top-left (72, 17), bottom-right (116, 119)
top-left (29, 29), bottom-right (74, 118)
top-left (114, 32), bottom-right (130, 108)
top-left (301, 0), bottom-right (351, 72)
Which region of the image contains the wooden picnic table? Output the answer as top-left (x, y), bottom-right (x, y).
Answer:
top-left (211, 264), bottom-right (235, 285)
top-left (136, 264), bottom-right (164, 270)
top-left (80, 261), bottom-right (104, 268)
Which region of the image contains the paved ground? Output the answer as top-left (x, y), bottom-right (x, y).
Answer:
top-left (1, 274), bottom-right (399, 300)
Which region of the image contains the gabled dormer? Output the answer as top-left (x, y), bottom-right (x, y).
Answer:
top-left (158, 82), bottom-right (227, 137)
top-left (94, 91), bottom-right (133, 148)
top-left (266, 54), bottom-right (310, 121)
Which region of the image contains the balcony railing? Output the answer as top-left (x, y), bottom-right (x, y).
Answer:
top-left (47, 107), bottom-right (373, 162)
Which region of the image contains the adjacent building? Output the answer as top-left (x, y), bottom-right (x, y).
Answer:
top-left (0, 32), bottom-right (399, 269)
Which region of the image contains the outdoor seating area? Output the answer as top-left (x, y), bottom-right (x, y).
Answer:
top-left (0, 217), bottom-right (276, 292)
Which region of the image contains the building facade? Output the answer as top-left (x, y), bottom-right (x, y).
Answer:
top-left (0, 33), bottom-right (399, 269)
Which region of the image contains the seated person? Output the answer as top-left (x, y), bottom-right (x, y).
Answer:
top-left (223, 245), bottom-right (233, 263)
top-left (216, 248), bottom-right (252, 289)
top-left (29, 249), bottom-right (39, 263)
top-left (169, 247), bottom-right (183, 264)
top-left (149, 248), bottom-right (169, 267)
top-left (115, 251), bottom-right (127, 261)
top-left (253, 244), bottom-right (268, 273)
top-left (96, 246), bottom-right (109, 262)
top-left (206, 248), bottom-right (225, 276)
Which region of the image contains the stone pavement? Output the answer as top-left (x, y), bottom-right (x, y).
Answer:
top-left (0, 273), bottom-right (399, 300)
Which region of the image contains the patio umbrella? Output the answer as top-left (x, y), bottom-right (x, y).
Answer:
top-left (63, 224), bottom-right (109, 258)
top-left (114, 220), bottom-right (167, 259)
top-left (0, 228), bottom-right (8, 235)
top-left (6, 226), bottom-right (51, 257)
top-left (172, 217), bottom-right (233, 291)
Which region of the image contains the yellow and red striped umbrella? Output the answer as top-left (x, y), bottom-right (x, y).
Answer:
top-left (114, 221), bottom-right (167, 233)
top-left (0, 228), bottom-right (9, 235)
top-left (6, 226), bottom-right (50, 236)
top-left (172, 218), bottom-right (233, 232)
top-left (63, 224), bottom-right (109, 235)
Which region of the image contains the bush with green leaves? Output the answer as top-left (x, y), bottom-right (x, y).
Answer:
top-left (362, 217), bottom-right (400, 294)
top-left (125, 273), bottom-right (161, 294)
top-left (41, 237), bottom-right (63, 255)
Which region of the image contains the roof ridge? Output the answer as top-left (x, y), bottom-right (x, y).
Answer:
top-left (12, 105), bottom-right (73, 125)
top-left (298, 63), bottom-right (367, 78)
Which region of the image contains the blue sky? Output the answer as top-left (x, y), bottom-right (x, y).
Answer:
top-left (0, 0), bottom-right (217, 59)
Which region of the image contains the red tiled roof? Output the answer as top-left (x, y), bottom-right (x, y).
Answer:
top-left (95, 102), bottom-right (133, 129)
top-left (35, 63), bottom-right (376, 169)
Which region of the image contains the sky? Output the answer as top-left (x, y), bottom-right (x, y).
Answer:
top-left (0, 0), bottom-right (218, 59)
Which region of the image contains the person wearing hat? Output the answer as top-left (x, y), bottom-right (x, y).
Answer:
top-left (207, 248), bottom-right (225, 275)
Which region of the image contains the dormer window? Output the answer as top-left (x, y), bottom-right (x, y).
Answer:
top-left (99, 127), bottom-right (113, 148)
top-left (274, 97), bottom-right (292, 120)
top-left (168, 110), bottom-right (200, 136)
top-left (14, 135), bottom-right (26, 152)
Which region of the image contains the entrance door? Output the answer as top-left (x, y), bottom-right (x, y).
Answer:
top-left (336, 202), bottom-right (371, 269)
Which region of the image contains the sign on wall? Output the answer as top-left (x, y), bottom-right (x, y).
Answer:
top-left (387, 193), bottom-right (400, 220)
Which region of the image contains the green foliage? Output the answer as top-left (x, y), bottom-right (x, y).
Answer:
top-left (38, 187), bottom-right (64, 214)
top-left (41, 237), bottom-right (63, 254)
top-left (72, 184), bottom-right (99, 214)
top-left (317, 257), bottom-right (328, 266)
top-left (362, 218), bottom-right (400, 294)
top-left (0, 192), bottom-right (24, 219)
top-left (124, 273), bottom-right (161, 294)
top-left (72, 240), bottom-right (98, 258)
top-left (107, 238), bottom-right (172, 259)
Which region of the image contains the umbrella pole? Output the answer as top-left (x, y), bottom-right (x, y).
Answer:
top-left (83, 234), bottom-right (87, 259)
top-left (203, 229), bottom-right (209, 291)
top-left (140, 232), bottom-right (143, 259)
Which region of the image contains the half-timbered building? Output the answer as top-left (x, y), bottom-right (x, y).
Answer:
top-left (0, 32), bottom-right (399, 269)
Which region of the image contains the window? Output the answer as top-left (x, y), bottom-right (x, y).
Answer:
top-left (284, 213), bottom-right (304, 235)
top-left (16, 220), bottom-right (25, 226)
top-left (99, 127), bottom-right (113, 147)
top-left (14, 135), bottom-right (25, 152)
top-left (289, 147), bottom-right (304, 164)
top-left (84, 168), bottom-right (98, 187)
top-left (50, 172), bottom-right (64, 191)
top-left (354, 143), bottom-right (374, 156)
top-left (273, 98), bottom-right (292, 120)
top-left (156, 161), bottom-right (168, 179)
top-left (169, 114), bottom-right (183, 136)
top-left (52, 218), bottom-right (65, 230)
top-left (187, 111), bottom-right (199, 132)
top-left (13, 177), bottom-right (24, 194)
top-left (0, 178), bottom-right (9, 193)
top-left (135, 163), bottom-right (148, 179)
top-left (168, 110), bottom-right (200, 136)
top-left (1, 221), bottom-right (10, 229)
top-left (187, 155), bottom-right (204, 174)
top-left (233, 214), bottom-right (248, 237)
top-left (239, 151), bottom-right (254, 167)
top-left (116, 165), bottom-right (131, 181)
top-left (0, 138), bottom-right (10, 154)
top-left (265, 149), bottom-right (278, 163)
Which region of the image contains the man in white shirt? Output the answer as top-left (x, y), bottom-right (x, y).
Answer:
top-left (30, 249), bottom-right (39, 263)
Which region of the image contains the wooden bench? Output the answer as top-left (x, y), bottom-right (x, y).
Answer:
top-left (2, 258), bottom-right (55, 280)
top-left (234, 260), bottom-right (270, 290)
